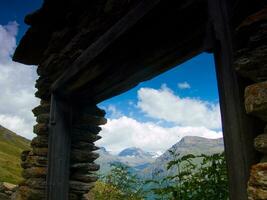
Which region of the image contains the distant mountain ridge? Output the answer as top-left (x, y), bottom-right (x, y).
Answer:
top-left (96, 136), bottom-right (224, 175)
top-left (141, 136), bottom-right (224, 178)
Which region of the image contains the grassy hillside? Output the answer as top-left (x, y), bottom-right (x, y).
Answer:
top-left (0, 125), bottom-right (30, 184)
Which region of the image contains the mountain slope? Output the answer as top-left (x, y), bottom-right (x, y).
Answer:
top-left (142, 136), bottom-right (224, 178)
top-left (0, 125), bottom-right (30, 184)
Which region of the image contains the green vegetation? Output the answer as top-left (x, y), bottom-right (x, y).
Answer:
top-left (146, 151), bottom-right (229, 200)
top-left (0, 125), bottom-right (30, 184)
top-left (91, 163), bottom-right (145, 200)
top-left (92, 152), bottom-right (229, 200)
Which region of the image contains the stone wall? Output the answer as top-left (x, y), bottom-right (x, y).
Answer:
top-left (0, 182), bottom-right (17, 199)
top-left (234, 7), bottom-right (267, 200)
top-left (13, 61), bottom-right (107, 199)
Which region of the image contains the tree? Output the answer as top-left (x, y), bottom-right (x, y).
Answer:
top-left (91, 163), bottom-right (145, 200)
top-left (147, 152), bottom-right (229, 200)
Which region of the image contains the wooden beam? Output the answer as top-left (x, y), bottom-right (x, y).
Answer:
top-left (52, 0), bottom-right (162, 92)
top-left (47, 95), bottom-right (72, 200)
top-left (209, 0), bottom-right (260, 199)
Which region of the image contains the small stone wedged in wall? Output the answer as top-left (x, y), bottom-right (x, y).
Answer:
top-left (244, 81), bottom-right (267, 121)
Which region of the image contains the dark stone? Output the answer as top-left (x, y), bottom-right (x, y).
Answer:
top-left (31, 136), bottom-right (48, 148)
top-left (36, 114), bottom-right (50, 124)
top-left (70, 173), bottom-right (98, 183)
top-left (32, 147), bottom-right (48, 156)
top-left (71, 132), bottom-right (101, 143)
top-left (71, 149), bottom-right (99, 163)
top-left (21, 150), bottom-right (30, 162)
top-left (33, 123), bottom-right (49, 136)
top-left (72, 125), bottom-right (101, 134)
top-left (22, 167), bottom-right (47, 179)
top-left (32, 104), bottom-right (50, 117)
top-left (73, 115), bottom-right (107, 126)
top-left (71, 141), bottom-right (99, 151)
top-left (21, 155), bottom-right (47, 168)
top-left (70, 163), bottom-right (100, 172)
top-left (69, 181), bottom-right (94, 194)
top-left (25, 178), bottom-right (46, 189)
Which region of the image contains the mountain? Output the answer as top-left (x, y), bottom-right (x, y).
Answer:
top-left (118, 147), bottom-right (154, 158)
top-left (0, 125), bottom-right (30, 184)
top-left (141, 136), bottom-right (224, 178)
top-left (96, 147), bottom-right (156, 173)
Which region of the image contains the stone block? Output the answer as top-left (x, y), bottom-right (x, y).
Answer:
top-left (32, 147), bottom-right (48, 156)
top-left (245, 81), bottom-right (267, 121)
top-left (36, 114), bottom-right (50, 124)
top-left (22, 167), bottom-right (47, 179)
top-left (235, 45), bottom-right (267, 82)
top-left (71, 149), bottom-right (99, 163)
top-left (248, 163), bottom-right (267, 200)
top-left (32, 104), bottom-right (50, 117)
top-left (31, 136), bottom-right (48, 148)
top-left (71, 163), bottom-right (100, 172)
top-left (33, 123), bottom-right (48, 136)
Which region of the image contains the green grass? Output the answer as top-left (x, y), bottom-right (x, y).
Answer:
top-left (0, 125), bottom-right (30, 184)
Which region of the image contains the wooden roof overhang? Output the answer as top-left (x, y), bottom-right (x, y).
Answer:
top-left (12, 0), bottom-right (265, 199)
top-left (13, 0), bottom-right (262, 103)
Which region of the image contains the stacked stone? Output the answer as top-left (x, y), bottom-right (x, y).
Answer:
top-left (235, 7), bottom-right (267, 200)
top-left (0, 182), bottom-right (17, 199)
top-left (69, 105), bottom-right (107, 200)
top-left (245, 82), bottom-right (267, 200)
top-left (14, 100), bottom-right (50, 200)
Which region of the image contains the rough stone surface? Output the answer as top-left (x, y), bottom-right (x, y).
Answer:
top-left (22, 167), bottom-right (47, 179)
top-left (245, 81), bottom-right (267, 121)
top-left (255, 134), bottom-right (267, 154)
top-left (33, 123), bottom-right (48, 136)
top-left (248, 161), bottom-right (267, 200)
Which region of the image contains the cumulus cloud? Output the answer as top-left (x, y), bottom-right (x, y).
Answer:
top-left (178, 81), bottom-right (191, 89)
top-left (107, 105), bottom-right (123, 119)
top-left (96, 116), bottom-right (222, 153)
top-left (137, 85), bottom-right (221, 129)
top-left (0, 22), bottom-right (38, 139)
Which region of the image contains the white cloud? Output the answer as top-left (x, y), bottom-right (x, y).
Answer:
top-left (0, 22), bottom-right (39, 139)
top-left (107, 105), bottom-right (123, 119)
top-left (137, 85), bottom-right (221, 129)
top-left (178, 82), bottom-right (191, 89)
top-left (96, 116), bottom-right (222, 153)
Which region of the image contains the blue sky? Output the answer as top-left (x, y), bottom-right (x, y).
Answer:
top-left (99, 53), bottom-right (220, 121)
top-left (0, 1), bottom-right (223, 153)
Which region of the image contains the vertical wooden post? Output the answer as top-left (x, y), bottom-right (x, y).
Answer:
top-left (47, 94), bottom-right (72, 200)
top-left (209, 0), bottom-right (260, 199)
